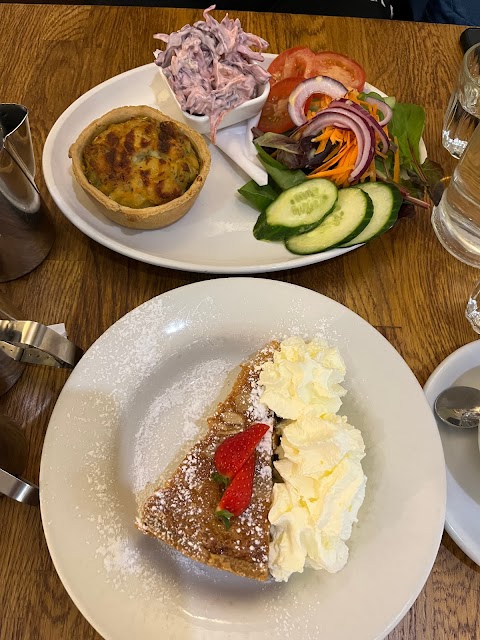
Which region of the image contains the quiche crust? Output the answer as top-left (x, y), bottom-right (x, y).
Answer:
top-left (69, 105), bottom-right (211, 230)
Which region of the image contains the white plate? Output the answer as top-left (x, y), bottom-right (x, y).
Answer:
top-left (424, 340), bottom-right (480, 566)
top-left (42, 56), bottom-right (419, 274)
top-left (40, 278), bottom-right (446, 640)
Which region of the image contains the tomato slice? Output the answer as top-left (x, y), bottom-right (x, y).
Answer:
top-left (257, 76), bottom-right (305, 134)
top-left (311, 51), bottom-right (366, 91)
top-left (267, 47), bottom-right (316, 85)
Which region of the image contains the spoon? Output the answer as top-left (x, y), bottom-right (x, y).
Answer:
top-left (434, 385), bottom-right (480, 429)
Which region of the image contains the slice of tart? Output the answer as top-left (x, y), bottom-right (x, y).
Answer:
top-left (136, 342), bottom-right (278, 581)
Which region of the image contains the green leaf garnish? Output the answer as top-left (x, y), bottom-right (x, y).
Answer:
top-left (238, 180), bottom-right (278, 213)
top-left (215, 509), bottom-right (233, 530)
top-left (256, 145), bottom-right (306, 191)
top-left (211, 472), bottom-right (231, 488)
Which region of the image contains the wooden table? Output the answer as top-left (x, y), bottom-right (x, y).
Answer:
top-left (0, 4), bottom-right (478, 639)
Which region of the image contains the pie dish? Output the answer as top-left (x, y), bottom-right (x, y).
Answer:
top-left (69, 105), bottom-right (211, 230)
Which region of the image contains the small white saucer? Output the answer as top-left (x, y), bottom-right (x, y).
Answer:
top-left (424, 340), bottom-right (480, 566)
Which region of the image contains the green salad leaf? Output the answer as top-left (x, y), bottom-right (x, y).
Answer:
top-left (237, 180), bottom-right (278, 213)
top-left (388, 102), bottom-right (426, 170)
top-left (255, 145), bottom-right (306, 191)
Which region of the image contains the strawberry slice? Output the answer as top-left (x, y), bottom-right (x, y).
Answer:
top-left (215, 453), bottom-right (256, 530)
top-left (213, 422), bottom-right (270, 487)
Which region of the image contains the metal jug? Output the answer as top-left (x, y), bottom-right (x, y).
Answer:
top-left (0, 291), bottom-right (83, 399)
top-left (0, 316), bottom-right (83, 503)
top-left (0, 295), bottom-right (25, 396)
top-left (0, 414), bottom-right (39, 506)
top-left (0, 293), bottom-right (83, 505)
top-left (0, 104), bottom-right (55, 282)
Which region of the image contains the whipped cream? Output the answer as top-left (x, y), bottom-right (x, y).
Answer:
top-left (258, 336), bottom-right (346, 420)
top-left (259, 337), bottom-right (367, 582)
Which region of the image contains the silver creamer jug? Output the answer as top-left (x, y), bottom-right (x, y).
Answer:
top-left (0, 291), bottom-right (83, 398)
top-left (0, 293), bottom-right (83, 505)
top-left (0, 104), bottom-right (54, 282)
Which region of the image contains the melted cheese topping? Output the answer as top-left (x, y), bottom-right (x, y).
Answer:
top-left (82, 117), bottom-right (200, 208)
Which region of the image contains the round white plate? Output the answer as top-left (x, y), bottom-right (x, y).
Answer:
top-left (40, 278), bottom-right (446, 640)
top-left (424, 340), bottom-right (480, 566)
top-left (42, 56), bottom-right (413, 274)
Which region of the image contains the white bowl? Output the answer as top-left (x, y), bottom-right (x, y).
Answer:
top-left (158, 67), bottom-right (270, 136)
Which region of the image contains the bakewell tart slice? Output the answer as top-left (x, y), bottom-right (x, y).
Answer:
top-left (136, 342), bottom-right (279, 581)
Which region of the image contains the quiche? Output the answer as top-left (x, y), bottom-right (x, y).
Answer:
top-left (69, 105), bottom-right (211, 229)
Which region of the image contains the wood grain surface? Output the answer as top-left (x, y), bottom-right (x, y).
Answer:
top-left (0, 4), bottom-right (478, 639)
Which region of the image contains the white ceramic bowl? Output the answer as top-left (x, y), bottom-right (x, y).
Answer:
top-left (158, 67), bottom-right (270, 136)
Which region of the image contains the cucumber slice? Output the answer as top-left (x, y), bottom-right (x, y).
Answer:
top-left (340, 182), bottom-right (403, 247)
top-left (254, 179), bottom-right (338, 241)
top-left (285, 187), bottom-right (373, 255)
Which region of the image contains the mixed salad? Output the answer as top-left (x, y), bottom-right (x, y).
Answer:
top-left (239, 47), bottom-right (443, 255)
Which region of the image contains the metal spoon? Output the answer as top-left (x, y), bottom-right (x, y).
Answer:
top-left (434, 385), bottom-right (480, 429)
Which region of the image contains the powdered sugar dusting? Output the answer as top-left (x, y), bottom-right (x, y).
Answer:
top-left (133, 358), bottom-right (231, 493)
top-left (247, 383), bottom-right (272, 425)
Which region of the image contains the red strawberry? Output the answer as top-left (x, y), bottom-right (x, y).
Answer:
top-left (215, 453), bottom-right (256, 529)
top-left (213, 422), bottom-right (269, 487)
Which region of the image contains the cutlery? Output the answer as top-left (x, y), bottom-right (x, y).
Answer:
top-left (434, 385), bottom-right (480, 429)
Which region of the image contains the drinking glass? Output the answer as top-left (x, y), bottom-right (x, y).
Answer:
top-left (431, 122), bottom-right (480, 267)
top-left (442, 43), bottom-right (480, 159)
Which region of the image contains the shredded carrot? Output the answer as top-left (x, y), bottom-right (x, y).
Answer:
top-left (359, 160), bottom-right (376, 183)
top-left (312, 129), bottom-right (332, 143)
top-left (307, 165), bottom-right (355, 179)
top-left (342, 144), bottom-right (358, 167)
top-left (345, 90), bottom-right (362, 104)
top-left (393, 135), bottom-right (400, 183)
top-left (315, 137), bottom-right (329, 155)
top-left (316, 144), bottom-right (351, 170)
top-left (305, 87), bottom-right (395, 187)
top-left (307, 128), bottom-right (358, 184)
top-left (307, 94), bottom-right (335, 120)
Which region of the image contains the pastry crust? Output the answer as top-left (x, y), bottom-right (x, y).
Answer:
top-left (136, 342), bottom-right (279, 581)
top-left (69, 105), bottom-right (211, 230)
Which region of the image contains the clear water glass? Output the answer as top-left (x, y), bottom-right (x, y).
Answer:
top-left (442, 43), bottom-right (480, 159)
top-left (432, 123), bottom-right (480, 266)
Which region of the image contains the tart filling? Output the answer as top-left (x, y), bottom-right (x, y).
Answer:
top-left (82, 117), bottom-right (201, 209)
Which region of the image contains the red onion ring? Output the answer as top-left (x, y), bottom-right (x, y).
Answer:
top-left (365, 96), bottom-right (393, 126)
top-left (328, 100), bottom-right (389, 153)
top-left (287, 76), bottom-right (348, 126)
top-left (300, 110), bottom-right (375, 181)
